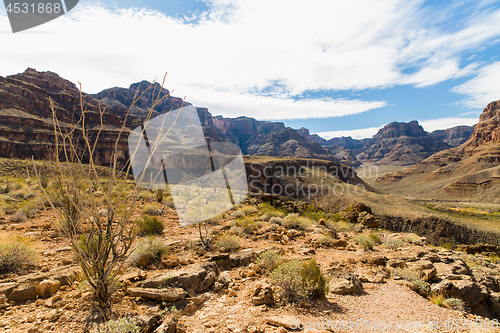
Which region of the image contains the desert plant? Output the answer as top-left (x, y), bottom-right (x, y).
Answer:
top-left (267, 223), bottom-right (280, 232)
top-left (242, 205), bottom-right (258, 216)
top-left (256, 249), bottom-right (282, 273)
top-left (0, 179), bottom-right (11, 194)
top-left (269, 216), bottom-right (283, 225)
top-left (33, 81), bottom-right (168, 309)
top-left (90, 318), bottom-right (140, 333)
top-left (303, 203), bottom-right (328, 222)
top-left (215, 235), bottom-right (241, 252)
top-left (355, 235), bottom-right (374, 250)
top-left (271, 260), bottom-right (305, 304)
top-left (155, 189), bottom-right (164, 203)
top-left (316, 235), bottom-right (336, 248)
top-left (487, 255), bottom-right (500, 264)
top-left (429, 293), bottom-right (446, 307)
top-left (300, 259), bottom-right (329, 298)
top-left (0, 236), bottom-right (38, 273)
top-left (137, 215), bottom-right (164, 235)
top-left (282, 214), bottom-right (311, 230)
top-left (405, 234), bottom-right (423, 245)
top-left (143, 204), bottom-right (162, 216)
top-left (128, 236), bottom-right (169, 267)
top-left (232, 210), bottom-right (245, 218)
top-left (444, 298), bottom-right (465, 312)
top-left (262, 211), bottom-right (283, 221)
top-left (395, 268), bottom-right (430, 295)
top-left (229, 226), bottom-right (244, 236)
top-left (12, 210), bottom-right (27, 222)
top-left (232, 218), bottom-right (261, 235)
top-left (384, 239), bottom-right (406, 249)
top-left (368, 233), bottom-right (382, 244)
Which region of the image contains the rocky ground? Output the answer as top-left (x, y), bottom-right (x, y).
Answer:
top-left (1, 199), bottom-right (500, 333)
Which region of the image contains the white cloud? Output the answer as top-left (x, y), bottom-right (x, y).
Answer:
top-left (452, 61), bottom-right (500, 109)
top-left (315, 127), bottom-right (383, 140)
top-left (185, 87), bottom-right (386, 119)
top-left (0, 1), bottom-right (500, 120)
top-left (419, 117), bottom-right (478, 132)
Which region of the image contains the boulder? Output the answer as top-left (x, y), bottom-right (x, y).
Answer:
top-left (360, 254), bottom-right (388, 266)
top-left (127, 287), bottom-right (187, 302)
top-left (136, 314), bottom-right (163, 333)
top-left (35, 279), bottom-right (61, 298)
top-left (358, 212), bottom-right (379, 228)
top-left (431, 279), bottom-right (488, 308)
top-left (161, 255), bottom-right (180, 268)
top-left (252, 283), bottom-right (274, 306)
top-left (138, 262), bottom-right (219, 293)
top-left (154, 314), bottom-right (177, 333)
top-left (329, 274), bottom-right (363, 295)
top-left (0, 282), bottom-right (19, 298)
top-left (8, 284), bottom-right (37, 302)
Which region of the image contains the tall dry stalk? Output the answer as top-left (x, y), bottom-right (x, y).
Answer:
top-left (33, 76), bottom-right (173, 310)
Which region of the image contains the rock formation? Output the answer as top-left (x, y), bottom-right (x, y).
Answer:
top-left (356, 121), bottom-right (451, 165)
top-left (430, 125), bottom-right (475, 147)
top-left (376, 100), bottom-right (500, 202)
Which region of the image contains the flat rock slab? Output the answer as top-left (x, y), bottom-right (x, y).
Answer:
top-left (266, 315), bottom-right (296, 329)
top-left (127, 287), bottom-right (187, 302)
top-left (138, 262), bottom-right (219, 293)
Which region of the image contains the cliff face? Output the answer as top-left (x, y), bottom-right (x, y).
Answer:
top-left (356, 121), bottom-right (450, 165)
top-left (0, 68), bottom-right (134, 166)
top-left (94, 82), bottom-right (345, 163)
top-left (466, 100), bottom-right (500, 147)
top-left (376, 100), bottom-right (500, 203)
top-left (430, 125), bottom-right (474, 147)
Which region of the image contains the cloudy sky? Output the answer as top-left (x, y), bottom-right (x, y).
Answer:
top-left (1, 0), bottom-right (500, 139)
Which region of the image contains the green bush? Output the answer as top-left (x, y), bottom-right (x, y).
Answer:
top-left (271, 260), bottom-right (305, 304)
top-left (355, 235), bottom-right (374, 250)
top-left (143, 204), bottom-right (162, 215)
top-left (229, 226), bottom-right (244, 236)
top-left (215, 236), bottom-right (241, 252)
top-left (316, 235), bottom-right (336, 248)
top-left (282, 214), bottom-right (311, 230)
top-left (368, 233), bottom-right (382, 244)
top-left (137, 215), bottom-right (164, 235)
top-left (395, 268), bottom-right (430, 295)
top-left (303, 204), bottom-right (328, 222)
top-left (90, 318), bottom-right (140, 333)
top-left (256, 249), bottom-right (282, 273)
top-left (241, 205), bottom-right (258, 216)
top-left (301, 259), bottom-right (329, 298)
top-left (444, 298), bottom-right (465, 312)
top-left (269, 216), bottom-right (283, 225)
top-left (384, 239), bottom-right (406, 249)
top-left (232, 210), bottom-right (245, 218)
top-left (129, 237), bottom-right (169, 266)
top-left (0, 237), bottom-right (38, 273)
top-left (232, 218), bottom-right (261, 235)
top-left (262, 211), bottom-right (284, 221)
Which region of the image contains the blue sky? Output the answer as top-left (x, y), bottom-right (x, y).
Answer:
top-left (1, 0), bottom-right (500, 139)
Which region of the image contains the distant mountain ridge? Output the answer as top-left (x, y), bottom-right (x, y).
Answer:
top-left (376, 100), bottom-right (500, 203)
top-left (92, 82), bottom-right (350, 164)
top-left (356, 121), bottom-right (451, 165)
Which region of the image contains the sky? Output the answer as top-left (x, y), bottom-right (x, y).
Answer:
top-left (1, 0), bottom-right (500, 139)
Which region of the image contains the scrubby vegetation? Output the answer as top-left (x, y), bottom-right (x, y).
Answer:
top-left (90, 318), bottom-right (140, 333)
top-left (215, 235), bottom-right (241, 252)
top-left (271, 259), bottom-right (329, 304)
top-left (129, 237), bottom-right (169, 267)
top-left (136, 215), bottom-right (164, 235)
top-left (0, 236), bottom-right (38, 273)
top-left (256, 249), bottom-right (282, 273)
top-left (282, 214), bottom-right (311, 230)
